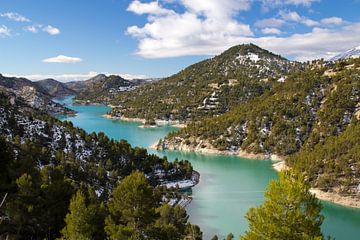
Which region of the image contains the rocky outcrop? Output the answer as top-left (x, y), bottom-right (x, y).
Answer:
top-left (0, 74), bottom-right (75, 115)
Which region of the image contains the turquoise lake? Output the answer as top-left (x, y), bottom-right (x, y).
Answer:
top-left (56, 96), bottom-right (360, 240)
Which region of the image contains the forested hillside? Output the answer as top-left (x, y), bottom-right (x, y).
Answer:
top-left (159, 58), bottom-right (360, 196)
top-left (108, 44), bottom-right (303, 122)
top-left (74, 74), bottom-right (135, 104)
top-left (0, 92), bottom-right (199, 239)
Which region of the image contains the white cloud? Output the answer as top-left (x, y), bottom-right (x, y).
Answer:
top-left (261, 27), bottom-right (282, 35)
top-left (42, 25), bottom-right (60, 35)
top-left (301, 18), bottom-right (319, 27)
top-left (42, 55), bottom-right (82, 63)
top-left (4, 71), bottom-right (149, 82)
top-left (321, 17), bottom-right (343, 25)
top-left (24, 24), bottom-right (42, 33)
top-left (250, 23), bottom-right (360, 61)
top-left (0, 12), bottom-right (30, 22)
top-left (127, 0), bottom-right (174, 15)
top-left (261, 0), bottom-right (319, 8)
top-left (0, 25), bottom-right (11, 37)
top-left (127, 0), bottom-right (253, 58)
top-left (279, 10), bottom-right (319, 27)
top-left (255, 18), bottom-right (285, 28)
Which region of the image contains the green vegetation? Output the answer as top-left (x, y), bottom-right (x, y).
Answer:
top-left (0, 94), bottom-right (198, 239)
top-left (163, 58), bottom-right (360, 195)
top-left (241, 171), bottom-right (324, 240)
top-left (109, 44), bottom-right (303, 122)
top-left (105, 172), bottom-right (198, 240)
top-left (75, 75), bottom-right (134, 104)
top-left (288, 122), bottom-right (360, 195)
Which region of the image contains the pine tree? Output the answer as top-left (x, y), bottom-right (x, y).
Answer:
top-left (154, 203), bottom-right (189, 239)
top-left (184, 224), bottom-right (202, 240)
top-left (61, 190), bottom-right (98, 240)
top-left (226, 233), bottom-right (234, 240)
top-left (241, 170), bottom-right (324, 240)
top-left (105, 171), bottom-right (159, 240)
top-left (211, 235), bottom-right (219, 240)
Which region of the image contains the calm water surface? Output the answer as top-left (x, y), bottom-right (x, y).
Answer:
top-left (56, 96), bottom-right (360, 240)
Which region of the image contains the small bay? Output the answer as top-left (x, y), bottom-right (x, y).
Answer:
top-left (56, 96), bottom-right (360, 240)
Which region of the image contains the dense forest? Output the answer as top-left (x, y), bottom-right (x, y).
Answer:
top-left (107, 44), bottom-right (303, 122)
top-left (0, 92), bottom-right (200, 239)
top-left (160, 58), bottom-right (360, 196)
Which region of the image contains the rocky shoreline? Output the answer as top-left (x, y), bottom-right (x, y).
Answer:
top-left (272, 161), bottom-right (360, 209)
top-left (154, 137), bottom-right (360, 209)
top-left (153, 138), bottom-right (284, 161)
top-left (102, 114), bottom-right (187, 128)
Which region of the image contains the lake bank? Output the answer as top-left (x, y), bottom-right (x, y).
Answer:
top-left (103, 114), bottom-right (187, 128)
top-left (273, 161), bottom-right (360, 209)
top-left (152, 139), bottom-right (284, 161)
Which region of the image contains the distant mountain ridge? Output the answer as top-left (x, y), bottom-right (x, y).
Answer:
top-left (0, 74), bottom-right (74, 115)
top-left (329, 45), bottom-right (360, 61)
top-left (35, 78), bottom-right (77, 97)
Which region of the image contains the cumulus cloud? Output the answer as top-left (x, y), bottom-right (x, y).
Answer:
top-left (4, 71), bottom-right (149, 82)
top-left (126, 0), bottom-right (358, 61)
top-left (127, 0), bottom-right (174, 15)
top-left (127, 0), bottom-right (253, 58)
top-left (0, 12), bottom-right (30, 22)
top-left (0, 25), bottom-right (11, 37)
top-left (321, 17), bottom-right (344, 25)
top-left (42, 55), bottom-right (82, 63)
top-left (42, 25), bottom-right (60, 35)
top-left (279, 10), bottom-right (319, 27)
top-left (261, 27), bottom-right (283, 35)
top-left (255, 18), bottom-right (286, 28)
top-left (250, 23), bottom-right (360, 61)
top-left (261, 0), bottom-right (319, 9)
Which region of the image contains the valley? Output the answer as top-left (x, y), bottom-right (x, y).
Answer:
top-left (1, 43), bottom-right (360, 239)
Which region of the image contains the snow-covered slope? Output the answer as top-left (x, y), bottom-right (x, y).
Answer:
top-left (329, 46), bottom-right (360, 61)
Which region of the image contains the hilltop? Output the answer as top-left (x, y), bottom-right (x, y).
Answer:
top-left (107, 44), bottom-right (304, 122)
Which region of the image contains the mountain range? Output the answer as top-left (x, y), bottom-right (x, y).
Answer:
top-left (329, 45), bottom-right (360, 61)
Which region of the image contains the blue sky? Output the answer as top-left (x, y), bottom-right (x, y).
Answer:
top-left (1, 0), bottom-right (360, 81)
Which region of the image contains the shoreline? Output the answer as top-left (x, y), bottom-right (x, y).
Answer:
top-left (102, 114), bottom-right (187, 128)
top-left (272, 161), bottom-right (360, 209)
top-left (151, 140), bottom-right (284, 161)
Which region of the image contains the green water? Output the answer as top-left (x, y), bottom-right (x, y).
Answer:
top-left (56, 96), bottom-right (360, 239)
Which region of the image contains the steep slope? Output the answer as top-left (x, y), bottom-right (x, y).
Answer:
top-left (158, 57), bottom-right (360, 197)
top-left (0, 92), bottom-right (195, 196)
top-left (329, 45), bottom-right (360, 61)
top-left (0, 92), bottom-right (198, 239)
top-left (0, 74), bottom-right (75, 115)
top-left (108, 44), bottom-right (303, 122)
top-left (34, 78), bottom-right (77, 97)
top-left (287, 122), bottom-right (360, 199)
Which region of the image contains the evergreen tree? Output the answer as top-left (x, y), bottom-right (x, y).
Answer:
top-left (226, 233), bottom-right (234, 240)
top-left (154, 204), bottom-right (189, 240)
top-left (211, 235), bottom-right (219, 240)
top-left (184, 224), bottom-right (202, 240)
top-left (105, 171), bottom-right (159, 240)
top-left (241, 171), bottom-right (324, 240)
top-left (61, 190), bottom-right (98, 240)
